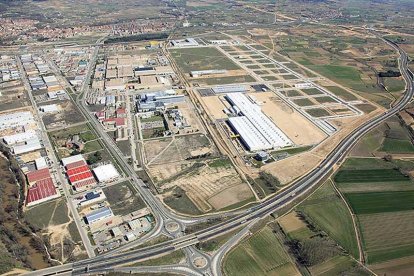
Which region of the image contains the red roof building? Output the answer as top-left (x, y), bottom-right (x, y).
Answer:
top-left (65, 160), bottom-right (87, 170)
top-left (69, 171), bottom-right (94, 184)
top-left (66, 165), bottom-right (90, 177)
top-left (26, 168), bottom-right (51, 185)
top-left (95, 111), bottom-right (105, 121)
top-left (73, 178), bottom-right (97, 191)
top-left (116, 108), bottom-right (126, 117)
top-left (26, 178), bottom-right (59, 206)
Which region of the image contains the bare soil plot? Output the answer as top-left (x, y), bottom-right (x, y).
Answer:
top-left (200, 95), bottom-right (230, 120)
top-left (161, 159), bottom-right (254, 212)
top-left (253, 92), bottom-right (327, 146)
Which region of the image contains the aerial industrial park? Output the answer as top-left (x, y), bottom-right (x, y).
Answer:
top-left (0, 1), bottom-right (414, 276)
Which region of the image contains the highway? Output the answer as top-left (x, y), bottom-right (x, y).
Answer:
top-left (25, 35), bottom-right (413, 276)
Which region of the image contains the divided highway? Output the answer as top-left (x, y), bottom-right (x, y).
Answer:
top-left (26, 36), bottom-right (413, 276)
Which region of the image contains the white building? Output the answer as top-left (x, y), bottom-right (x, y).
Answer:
top-left (3, 130), bottom-right (36, 145)
top-left (0, 111), bottom-right (34, 131)
top-left (39, 104), bottom-right (59, 113)
top-left (35, 157), bottom-right (48, 170)
top-left (61, 154), bottom-right (85, 167)
top-left (12, 137), bottom-right (42, 155)
top-left (93, 164), bottom-right (120, 183)
top-left (226, 93), bottom-right (292, 151)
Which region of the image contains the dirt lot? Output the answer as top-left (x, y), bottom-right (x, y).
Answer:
top-left (264, 108), bottom-right (383, 184)
top-left (199, 95), bottom-right (230, 120)
top-left (252, 92), bottom-right (327, 146)
top-left (143, 134), bottom-right (214, 166)
top-left (160, 160), bottom-right (254, 212)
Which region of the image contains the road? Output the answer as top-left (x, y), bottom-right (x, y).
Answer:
top-left (25, 34), bottom-right (413, 276)
top-left (16, 56), bottom-right (96, 258)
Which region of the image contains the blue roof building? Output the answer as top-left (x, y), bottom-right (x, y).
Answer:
top-left (85, 207), bottom-right (113, 224)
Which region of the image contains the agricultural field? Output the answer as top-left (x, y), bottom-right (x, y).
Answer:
top-left (297, 180), bottom-right (359, 258)
top-left (334, 155), bottom-right (414, 265)
top-left (276, 208), bottom-right (367, 275)
top-left (223, 227), bottom-right (300, 276)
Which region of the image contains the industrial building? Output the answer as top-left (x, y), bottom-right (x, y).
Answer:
top-left (26, 167), bottom-right (51, 186)
top-left (12, 137), bottom-right (42, 155)
top-left (226, 93), bottom-right (292, 151)
top-left (3, 130), bottom-right (36, 145)
top-left (26, 178), bottom-right (60, 207)
top-left (35, 157), bottom-right (48, 170)
top-left (128, 217), bottom-right (152, 233)
top-left (78, 189), bottom-right (106, 207)
top-left (85, 207), bottom-right (114, 225)
top-left (39, 104), bottom-right (59, 113)
top-left (190, 69), bottom-right (227, 77)
top-left (170, 38), bottom-right (199, 47)
top-left (62, 154), bottom-right (97, 191)
top-left (0, 111), bottom-right (34, 131)
top-left (212, 85), bottom-right (248, 94)
top-left (136, 90), bottom-right (185, 112)
top-left (93, 164), bottom-right (120, 183)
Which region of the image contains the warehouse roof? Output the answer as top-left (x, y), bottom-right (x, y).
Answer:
top-left (85, 207), bottom-right (113, 224)
top-left (93, 164), bottom-right (120, 183)
top-left (69, 171), bottom-right (94, 184)
top-left (27, 168), bottom-right (51, 184)
top-left (66, 165), bottom-right (90, 177)
top-left (65, 159), bottom-right (87, 170)
top-left (73, 178), bottom-right (97, 191)
top-left (26, 178), bottom-right (58, 205)
top-left (61, 154), bottom-right (85, 167)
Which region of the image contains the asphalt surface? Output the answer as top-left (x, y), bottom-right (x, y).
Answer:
top-left (24, 35), bottom-right (413, 276)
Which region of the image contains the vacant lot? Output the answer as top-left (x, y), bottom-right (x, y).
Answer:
top-left (223, 227), bottom-right (299, 276)
top-left (103, 182), bottom-right (146, 216)
top-left (253, 92), bottom-right (327, 146)
top-left (322, 86), bottom-right (358, 101)
top-left (170, 47), bottom-right (241, 73)
top-left (161, 158), bottom-right (254, 213)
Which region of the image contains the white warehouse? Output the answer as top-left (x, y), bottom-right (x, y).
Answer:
top-left (226, 93), bottom-right (292, 151)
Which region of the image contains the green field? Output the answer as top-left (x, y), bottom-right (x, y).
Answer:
top-left (358, 211), bottom-right (414, 263)
top-left (380, 138), bottom-right (414, 153)
top-left (223, 227), bottom-right (298, 276)
top-left (323, 86), bottom-right (358, 101)
top-left (345, 191), bottom-right (414, 214)
top-left (311, 65), bottom-right (376, 93)
top-left (170, 47), bottom-right (241, 73)
top-left (298, 181), bottom-right (359, 257)
top-left (301, 88), bottom-right (323, 96)
top-left (201, 75), bottom-right (256, 85)
top-left (25, 199), bottom-right (69, 229)
top-left (315, 96), bottom-right (337, 104)
top-left (293, 98), bottom-right (314, 106)
top-left (306, 108), bottom-right (330, 117)
top-left (334, 169), bottom-right (409, 183)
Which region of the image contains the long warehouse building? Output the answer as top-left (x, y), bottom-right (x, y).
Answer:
top-left (226, 93), bottom-right (292, 151)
